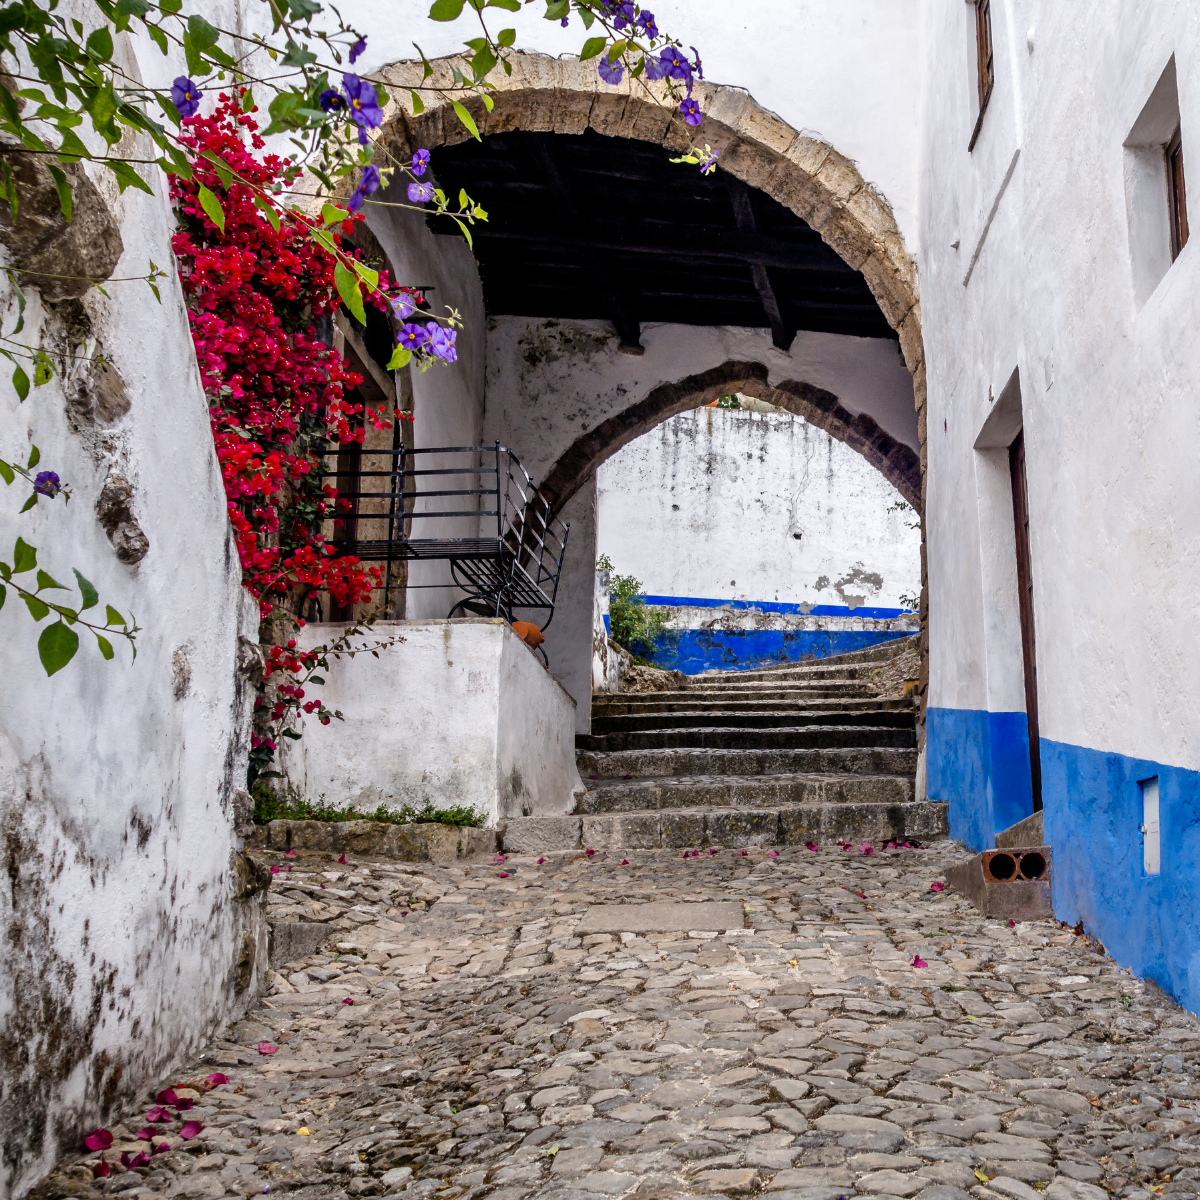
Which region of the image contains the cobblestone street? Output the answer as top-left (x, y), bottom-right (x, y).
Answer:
top-left (49, 842), bottom-right (1200, 1200)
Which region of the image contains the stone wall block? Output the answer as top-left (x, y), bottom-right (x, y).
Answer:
top-left (501, 815), bottom-right (582, 853)
top-left (877, 230), bottom-right (921, 306)
top-left (737, 107), bottom-right (802, 158)
top-left (816, 803), bottom-right (901, 844)
top-left (814, 204), bottom-right (874, 271)
top-left (661, 811), bottom-right (705, 848)
top-left (859, 250), bottom-right (915, 330)
top-left (390, 823), bottom-right (431, 862)
top-left (814, 148), bottom-right (864, 205)
top-left (582, 813), bottom-right (660, 850)
top-left (845, 183), bottom-right (900, 242)
top-left (426, 823), bottom-right (463, 865)
top-left (706, 809), bottom-right (780, 847)
top-left (903, 801), bottom-right (950, 840)
top-left (778, 808), bottom-right (821, 845)
top-left (700, 86), bottom-right (757, 136)
top-left (610, 97), bottom-right (675, 146)
top-left (463, 826), bottom-right (501, 858)
top-left (898, 303), bottom-right (925, 374)
top-left (782, 135), bottom-right (834, 179)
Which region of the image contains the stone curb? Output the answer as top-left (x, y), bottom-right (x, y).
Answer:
top-left (246, 819), bottom-right (498, 864)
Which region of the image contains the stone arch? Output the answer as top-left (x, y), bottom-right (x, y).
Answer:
top-left (373, 51), bottom-right (927, 508)
top-left (538, 359), bottom-right (922, 513)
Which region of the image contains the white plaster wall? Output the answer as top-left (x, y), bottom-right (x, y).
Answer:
top-left (347, 0), bottom-right (923, 250)
top-left (486, 317), bottom-right (918, 469)
top-left (597, 406), bottom-right (922, 608)
top-left (920, 0), bottom-right (1200, 769)
top-left (282, 620), bottom-right (581, 822)
top-left (0, 147), bottom-right (261, 1192)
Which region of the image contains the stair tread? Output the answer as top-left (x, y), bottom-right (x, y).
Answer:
top-left (585, 770), bottom-right (917, 789)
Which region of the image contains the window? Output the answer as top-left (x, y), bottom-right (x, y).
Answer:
top-left (968, 0), bottom-right (994, 151)
top-left (1167, 127), bottom-right (1189, 259)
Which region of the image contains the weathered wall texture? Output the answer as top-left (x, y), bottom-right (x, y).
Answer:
top-left (280, 621), bottom-right (584, 823)
top-left (0, 152), bottom-right (265, 1193)
top-left (919, 2), bottom-right (1200, 1008)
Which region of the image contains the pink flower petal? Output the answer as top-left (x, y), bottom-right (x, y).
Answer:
top-left (342, 998), bottom-right (354, 1006)
top-left (258, 1041), bottom-right (279, 1054)
top-left (590, 774), bottom-right (599, 780)
top-left (91, 1158), bottom-right (112, 1179)
top-left (537, 857), bottom-right (546, 864)
top-left (154, 1142), bottom-right (171, 1154)
top-left (585, 848), bottom-right (596, 856)
top-left (493, 854), bottom-right (505, 862)
top-left (145, 1106), bottom-right (171, 1123)
top-left (805, 842), bottom-right (818, 852)
top-left (320, 883), bottom-right (326, 889)
top-left (740, 849), bottom-right (748, 856)
top-left (179, 1120), bottom-right (203, 1140)
top-left (497, 871), bottom-right (509, 878)
top-left (860, 843), bottom-right (874, 855)
top-left (929, 881), bottom-right (945, 892)
top-left (135, 1126), bottom-right (156, 1141)
top-left (623, 773), bottom-right (632, 780)
top-left (691, 849), bottom-right (700, 857)
top-left (286, 849), bottom-right (297, 856)
top-left (270, 865), bottom-right (280, 874)
top-left (620, 859), bottom-right (629, 866)
top-left (768, 850), bottom-right (780, 857)
top-left (156, 1088), bottom-right (179, 1106)
top-left (900, 841), bottom-right (913, 848)
top-left (708, 848), bottom-right (719, 855)
top-left (913, 955), bottom-right (928, 968)
top-left (120, 1151), bottom-right (150, 1170)
top-left (174, 1097), bottom-right (194, 1110)
top-left (204, 1072), bottom-right (229, 1089)
top-left (400, 911), bottom-right (409, 916)
top-left (84, 1129), bottom-right (113, 1152)
top-left (337, 853), bottom-right (347, 865)
top-left (1007, 919), bottom-right (1016, 929)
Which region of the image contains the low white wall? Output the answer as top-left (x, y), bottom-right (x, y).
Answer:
top-left (281, 619), bottom-right (583, 823)
top-left (597, 405), bottom-right (922, 609)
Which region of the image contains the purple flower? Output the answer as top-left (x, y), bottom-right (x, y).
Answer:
top-left (397, 323), bottom-right (429, 351)
top-left (679, 97), bottom-right (701, 126)
top-left (637, 10), bottom-right (658, 38)
top-left (391, 292), bottom-right (417, 321)
top-left (349, 36), bottom-right (366, 64)
top-left (643, 54), bottom-right (668, 81)
top-left (170, 77), bottom-right (202, 118)
top-left (342, 73), bottom-right (383, 130)
top-left (319, 89), bottom-right (344, 113)
top-left (700, 147), bottom-right (719, 174)
top-left (411, 149), bottom-right (430, 176)
top-left (690, 46), bottom-right (704, 79)
top-left (658, 46), bottom-right (691, 82)
top-left (428, 325), bottom-right (457, 362)
top-left (597, 56), bottom-right (624, 85)
top-left (348, 164), bottom-right (380, 213)
top-left (610, 1), bottom-right (635, 29)
top-left (33, 470), bottom-right (60, 497)
top-left (560, 16), bottom-right (568, 25)
top-left (407, 181), bottom-right (434, 203)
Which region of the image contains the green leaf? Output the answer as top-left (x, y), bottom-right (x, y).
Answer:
top-left (12, 537), bottom-right (35, 573)
top-left (471, 44), bottom-right (497, 80)
top-left (242, 87), bottom-right (255, 112)
top-left (197, 184), bottom-right (225, 233)
top-left (95, 632), bottom-right (114, 659)
top-left (386, 346), bottom-right (412, 370)
top-left (429, 0), bottom-right (465, 18)
top-left (73, 568), bottom-right (98, 611)
top-left (202, 151), bottom-right (233, 190)
top-left (116, 0), bottom-right (153, 17)
top-left (409, 89), bottom-right (425, 115)
top-left (11, 364), bottom-right (28, 401)
top-left (0, 459), bottom-right (12, 485)
top-left (46, 163), bottom-right (72, 220)
top-left (321, 202), bottom-right (350, 225)
top-left (105, 604), bottom-right (126, 626)
top-left (85, 25), bottom-right (114, 61)
top-left (350, 260), bottom-right (379, 290)
top-left (36, 568), bottom-right (67, 591)
top-left (281, 727), bottom-right (303, 739)
top-left (106, 160), bottom-right (152, 195)
top-left (23, 592), bottom-right (50, 621)
top-left (0, 583), bottom-right (5, 612)
top-left (497, 27), bottom-right (516, 46)
top-left (280, 38), bottom-right (317, 67)
top-left (32, 350), bottom-right (53, 386)
top-left (451, 99), bottom-right (480, 140)
top-left (486, 0), bottom-right (520, 9)
top-left (580, 36), bottom-right (607, 60)
top-left (333, 259), bottom-right (366, 323)
top-left (38, 620), bottom-right (78, 675)
top-left (544, 0), bottom-right (569, 18)
top-left (26, 444), bottom-right (39, 469)
top-left (253, 193), bottom-right (281, 232)
top-left (7, 269), bottom-right (25, 334)
top-left (19, 493), bottom-right (36, 512)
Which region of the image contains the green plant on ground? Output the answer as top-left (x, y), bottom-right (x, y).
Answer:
top-left (250, 781), bottom-right (482, 827)
top-left (596, 554), bottom-right (673, 664)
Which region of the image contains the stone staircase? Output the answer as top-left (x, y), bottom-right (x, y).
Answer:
top-left (499, 638), bottom-right (949, 854)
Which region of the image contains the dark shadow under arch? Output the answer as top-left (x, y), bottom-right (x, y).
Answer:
top-left (539, 359), bottom-right (922, 514)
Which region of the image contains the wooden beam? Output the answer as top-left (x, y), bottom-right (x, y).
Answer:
top-left (724, 175), bottom-right (796, 351)
top-left (519, 134), bottom-right (642, 351)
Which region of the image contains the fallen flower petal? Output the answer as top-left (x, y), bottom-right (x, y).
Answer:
top-left (342, 998), bottom-right (354, 1006)
top-left (493, 854), bottom-right (505, 862)
top-left (91, 1159), bottom-right (112, 1179)
top-left (740, 849), bottom-right (748, 856)
top-left (708, 848), bottom-right (719, 855)
top-left (623, 773), bottom-right (632, 780)
top-left (1007, 919), bottom-right (1016, 928)
top-left (179, 1121), bottom-right (203, 1140)
top-left (805, 842), bottom-right (818, 851)
top-left (84, 1129), bottom-right (113, 1152)
top-left (497, 871), bottom-right (509, 878)
top-left (145, 1106), bottom-right (171, 1123)
top-left (590, 774), bottom-right (599, 780)
top-left (258, 1041), bottom-right (279, 1054)
top-left (174, 1097), bottom-right (194, 1110)
top-left (691, 849), bottom-right (701, 857)
top-left (135, 1127), bottom-right (156, 1141)
top-left (285, 850), bottom-right (297, 857)
top-left (768, 850), bottom-right (780, 857)
top-left (205, 1073), bottom-right (229, 1089)
top-left (929, 881), bottom-right (945, 892)
top-left (620, 859), bottom-right (629, 866)
top-left (270, 865), bottom-right (280, 874)
top-left (913, 955), bottom-right (928, 968)
top-left (536, 857), bottom-right (546, 864)
top-left (120, 1151), bottom-right (150, 1170)
top-left (154, 1142), bottom-right (171, 1154)
top-left (337, 853), bottom-right (347, 865)
top-left (860, 843), bottom-right (874, 855)
top-left (156, 1088), bottom-right (179, 1106)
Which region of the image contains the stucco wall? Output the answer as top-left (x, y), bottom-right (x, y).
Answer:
top-left (0, 159), bottom-right (264, 1193)
top-left (281, 620), bottom-right (583, 823)
top-left (919, 1), bottom-right (1200, 1007)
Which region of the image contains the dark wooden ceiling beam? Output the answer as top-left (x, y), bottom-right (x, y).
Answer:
top-left (523, 134), bottom-right (643, 353)
top-left (724, 175), bottom-right (797, 351)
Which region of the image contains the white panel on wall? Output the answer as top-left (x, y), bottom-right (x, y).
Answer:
top-left (1142, 778), bottom-right (1161, 876)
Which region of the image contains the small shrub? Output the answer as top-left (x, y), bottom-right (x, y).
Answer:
top-left (597, 555), bottom-right (674, 664)
top-left (250, 781), bottom-right (483, 827)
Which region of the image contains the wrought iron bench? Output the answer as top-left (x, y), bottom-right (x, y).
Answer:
top-left (333, 443), bottom-right (570, 630)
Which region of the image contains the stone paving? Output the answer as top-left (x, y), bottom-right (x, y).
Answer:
top-left (45, 841), bottom-right (1200, 1200)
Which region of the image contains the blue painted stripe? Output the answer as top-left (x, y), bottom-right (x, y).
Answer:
top-left (639, 594), bottom-right (914, 620)
top-left (639, 628), bottom-right (912, 674)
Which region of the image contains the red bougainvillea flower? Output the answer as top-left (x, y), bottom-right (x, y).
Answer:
top-left (805, 842), bottom-right (818, 852)
top-left (338, 854), bottom-right (347, 865)
top-left (497, 871), bottom-right (509, 878)
top-left (740, 849), bottom-right (748, 856)
top-left (493, 854), bottom-right (505, 862)
top-left (91, 1159), bottom-right (112, 1179)
top-left (286, 850), bottom-right (297, 857)
top-left (179, 1121), bottom-right (204, 1140)
top-left (175, 1096), bottom-right (194, 1110)
top-left (1007, 919), bottom-right (1016, 929)
top-left (536, 857), bottom-right (546, 865)
top-left (585, 848), bottom-right (596, 857)
top-left (620, 859), bottom-right (629, 866)
top-left (205, 1073), bottom-right (229, 1089)
top-left (708, 848), bottom-right (719, 855)
top-left (929, 882), bottom-right (945, 893)
top-left (135, 1126), bottom-right (156, 1140)
top-left (900, 841), bottom-right (914, 848)
top-left (156, 1088), bottom-right (179, 1106)
top-left (154, 1142), bottom-right (171, 1154)
top-left (913, 955), bottom-right (928, 968)
top-left (768, 850), bottom-right (780, 857)
top-left (84, 1129), bottom-right (113, 1151)
top-left (691, 849), bottom-right (701, 857)
top-left (270, 865), bottom-right (280, 874)
top-left (861, 843), bottom-right (874, 856)
top-left (121, 1151), bottom-right (151, 1170)
top-left (145, 1106), bottom-right (172, 1123)
top-left (258, 1042), bottom-right (279, 1055)
top-left (342, 998), bottom-right (355, 1006)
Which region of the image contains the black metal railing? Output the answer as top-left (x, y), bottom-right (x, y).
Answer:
top-left (332, 444), bottom-right (570, 627)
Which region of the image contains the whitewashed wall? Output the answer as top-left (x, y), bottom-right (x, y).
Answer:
top-left (0, 159), bottom-right (263, 1195)
top-left (597, 405), bottom-right (922, 608)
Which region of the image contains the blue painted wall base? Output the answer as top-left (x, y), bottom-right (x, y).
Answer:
top-left (642, 628), bottom-right (912, 674)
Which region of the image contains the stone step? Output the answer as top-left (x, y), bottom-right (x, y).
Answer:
top-left (578, 720), bottom-right (917, 753)
top-left (590, 702), bottom-right (913, 735)
top-left (577, 745), bottom-right (918, 780)
top-left (498, 799), bottom-right (948, 853)
top-left (576, 771), bottom-right (915, 813)
top-left (592, 686), bottom-right (877, 713)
